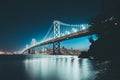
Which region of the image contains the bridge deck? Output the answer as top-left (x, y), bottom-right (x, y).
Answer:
top-left (27, 29), bottom-right (93, 50)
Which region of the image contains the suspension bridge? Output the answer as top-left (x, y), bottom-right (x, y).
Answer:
top-left (22, 20), bottom-right (93, 54)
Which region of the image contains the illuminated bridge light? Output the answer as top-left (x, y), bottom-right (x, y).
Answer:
top-left (26, 44), bottom-right (29, 49)
top-left (62, 33), bottom-right (65, 36)
top-left (114, 23), bottom-right (118, 26)
top-left (65, 31), bottom-right (70, 35)
top-left (81, 24), bottom-right (86, 30)
top-left (72, 28), bottom-right (78, 33)
top-left (31, 38), bottom-right (36, 45)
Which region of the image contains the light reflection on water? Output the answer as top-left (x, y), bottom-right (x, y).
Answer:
top-left (23, 55), bottom-right (97, 80)
top-left (0, 55), bottom-right (110, 80)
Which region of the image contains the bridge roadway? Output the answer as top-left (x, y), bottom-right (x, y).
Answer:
top-left (24, 29), bottom-right (93, 52)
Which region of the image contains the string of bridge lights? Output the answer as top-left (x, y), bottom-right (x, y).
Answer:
top-left (22, 20), bottom-right (89, 53)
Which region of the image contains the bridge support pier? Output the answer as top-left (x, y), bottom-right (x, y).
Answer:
top-left (28, 48), bottom-right (35, 54)
top-left (53, 42), bottom-right (60, 55)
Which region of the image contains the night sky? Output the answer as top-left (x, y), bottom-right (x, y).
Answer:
top-left (0, 0), bottom-right (100, 52)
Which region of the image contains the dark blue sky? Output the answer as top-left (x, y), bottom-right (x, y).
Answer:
top-left (0, 0), bottom-right (100, 52)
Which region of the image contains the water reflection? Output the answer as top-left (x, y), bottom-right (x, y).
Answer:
top-left (23, 56), bottom-right (97, 80)
top-left (0, 55), bottom-right (110, 80)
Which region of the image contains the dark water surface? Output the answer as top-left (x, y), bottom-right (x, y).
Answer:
top-left (0, 55), bottom-right (113, 80)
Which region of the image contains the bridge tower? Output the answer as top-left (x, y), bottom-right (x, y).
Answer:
top-left (53, 20), bottom-right (60, 54)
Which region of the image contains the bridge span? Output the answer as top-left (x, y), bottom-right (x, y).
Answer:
top-left (22, 20), bottom-right (93, 54)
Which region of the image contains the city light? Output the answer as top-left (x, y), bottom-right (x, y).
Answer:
top-left (0, 51), bottom-right (5, 54)
top-left (62, 33), bottom-right (65, 36)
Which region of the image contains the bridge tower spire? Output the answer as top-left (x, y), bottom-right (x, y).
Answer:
top-left (53, 20), bottom-right (60, 54)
